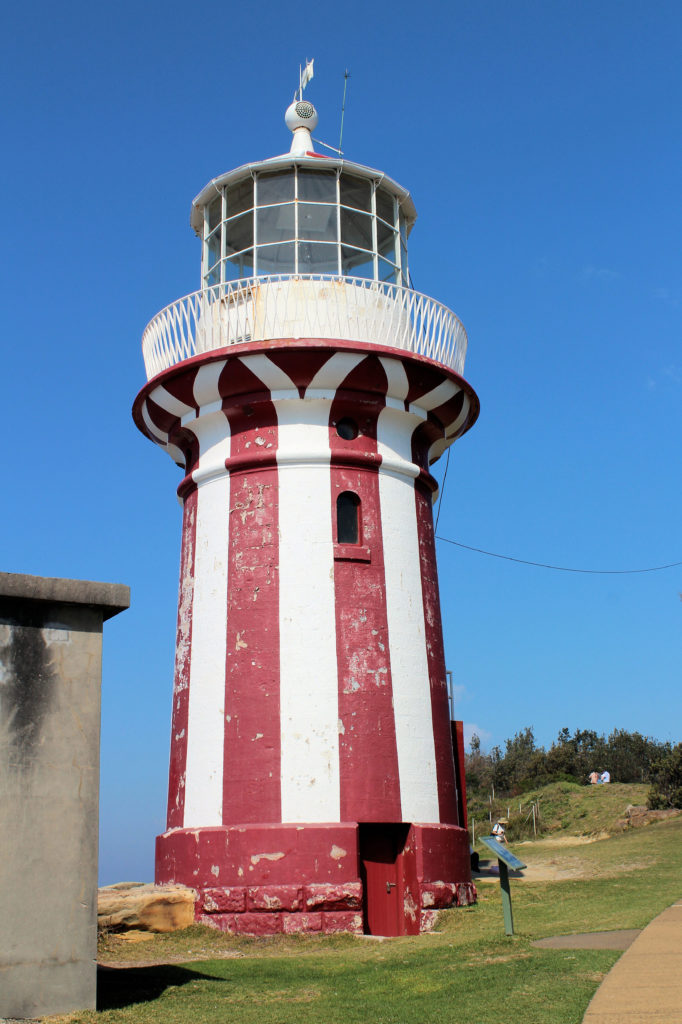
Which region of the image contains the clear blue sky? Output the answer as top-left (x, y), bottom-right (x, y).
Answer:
top-left (1, 1), bottom-right (679, 884)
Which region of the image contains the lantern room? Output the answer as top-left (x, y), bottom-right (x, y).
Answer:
top-left (191, 102), bottom-right (416, 288)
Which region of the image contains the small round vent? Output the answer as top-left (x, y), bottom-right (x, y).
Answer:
top-left (285, 99), bottom-right (319, 134)
top-left (295, 101), bottom-right (315, 119)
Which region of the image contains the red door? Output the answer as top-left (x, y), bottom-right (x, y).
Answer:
top-left (359, 824), bottom-right (411, 936)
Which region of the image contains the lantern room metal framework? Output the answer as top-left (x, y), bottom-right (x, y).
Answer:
top-left (133, 97), bottom-right (480, 937)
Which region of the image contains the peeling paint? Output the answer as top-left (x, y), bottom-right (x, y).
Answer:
top-left (235, 632), bottom-right (248, 651)
top-left (403, 890), bottom-right (418, 922)
top-left (337, 719), bottom-right (345, 735)
top-left (250, 851), bottom-right (285, 866)
top-left (211, 864), bottom-right (220, 877)
top-left (330, 845), bottom-right (346, 860)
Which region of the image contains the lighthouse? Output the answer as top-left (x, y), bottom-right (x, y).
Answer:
top-left (133, 93), bottom-right (479, 936)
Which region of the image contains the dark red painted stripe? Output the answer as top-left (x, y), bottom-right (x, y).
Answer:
top-left (413, 477), bottom-right (459, 824)
top-left (329, 358), bottom-right (402, 823)
top-left (222, 366), bottom-right (281, 825)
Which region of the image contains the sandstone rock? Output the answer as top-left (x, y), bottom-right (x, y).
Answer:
top-left (98, 882), bottom-right (196, 933)
top-left (617, 805), bottom-right (682, 830)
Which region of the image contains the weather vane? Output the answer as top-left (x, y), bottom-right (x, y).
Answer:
top-left (295, 59), bottom-right (314, 101)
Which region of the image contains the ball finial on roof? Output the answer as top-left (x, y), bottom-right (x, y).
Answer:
top-left (285, 99), bottom-right (318, 156)
top-left (285, 99), bottom-right (319, 132)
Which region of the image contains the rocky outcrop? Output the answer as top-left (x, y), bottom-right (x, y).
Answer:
top-left (617, 805), bottom-right (682, 830)
top-left (98, 882), bottom-right (196, 933)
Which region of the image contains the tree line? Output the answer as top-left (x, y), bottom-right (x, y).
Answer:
top-left (465, 726), bottom-right (682, 809)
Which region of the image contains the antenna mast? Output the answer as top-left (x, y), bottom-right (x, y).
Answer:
top-left (339, 69), bottom-right (350, 152)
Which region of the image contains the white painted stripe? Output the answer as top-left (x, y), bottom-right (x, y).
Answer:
top-left (445, 396), bottom-right (471, 438)
top-left (167, 443), bottom-right (185, 468)
top-left (375, 406), bottom-right (423, 483)
top-left (305, 352), bottom-right (363, 393)
top-left (193, 359), bottom-right (227, 407)
top-left (412, 379), bottom-right (459, 412)
top-left (377, 409), bottom-right (440, 823)
top-left (141, 401), bottom-right (169, 444)
top-left (276, 398), bottom-right (340, 823)
top-left (183, 411), bottom-right (231, 828)
top-left (150, 385), bottom-right (195, 418)
top-left (379, 356), bottom-right (410, 402)
top-left (427, 396), bottom-right (471, 463)
top-left (239, 353), bottom-right (296, 391)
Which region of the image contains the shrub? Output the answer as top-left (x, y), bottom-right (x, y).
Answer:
top-left (647, 744), bottom-right (682, 810)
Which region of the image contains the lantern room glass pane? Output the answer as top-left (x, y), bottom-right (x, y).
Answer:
top-left (399, 211), bottom-right (408, 245)
top-left (376, 188), bottom-right (395, 225)
top-left (341, 246), bottom-right (374, 278)
top-left (206, 264), bottom-right (220, 287)
top-left (378, 258), bottom-right (398, 284)
top-left (257, 203), bottom-right (295, 244)
top-left (298, 203), bottom-right (337, 241)
top-left (226, 179), bottom-right (253, 218)
top-left (225, 249), bottom-right (254, 279)
top-left (298, 242), bottom-right (339, 274)
top-left (257, 242), bottom-right (296, 274)
top-left (207, 196), bottom-right (222, 234)
top-left (207, 231), bottom-right (221, 270)
top-left (340, 208), bottom-right (373, 250)
top-left (377, 220), bottom-right (397, 259)
top-left (340, 173), bottom-right (371, 212)
top-left (298, 169), bottom-right (337, 202)
top-left (257, 170), bottom-right (295, 206)
top-left (225, 212), bottom-right (253, 255)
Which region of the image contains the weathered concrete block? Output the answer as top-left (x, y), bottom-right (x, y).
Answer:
top-left (304, 882), bottom-right (363, 911)
top-left (420, 881), bottom-right (457, 909)
top-left (0, 572), bottom-right (128, 1019)
top-left (227, 911), bottom-right (283, 935)
top-left (282, 912), bottom-right (323, 933)
top-left (321, 911), bottom-right (363, 934)
top-left (247, 884), bottom-right (303, 912)
top-left (200, 886), bottom-right (246, 913)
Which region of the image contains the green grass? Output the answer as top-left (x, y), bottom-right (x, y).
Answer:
top-left (470, 781), bottom-right (654, 843)
top-left (60, 815), bottom-right (682, 1024)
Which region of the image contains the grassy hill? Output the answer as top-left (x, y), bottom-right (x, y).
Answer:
top-left (468, 781), bottom-right (657, 842)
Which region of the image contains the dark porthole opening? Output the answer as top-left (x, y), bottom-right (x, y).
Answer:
top-left (336, 417), bottom-right (359, 440)
top-left (337, 491), bottom-right (361, 544)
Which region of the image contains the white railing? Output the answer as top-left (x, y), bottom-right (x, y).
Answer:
top-left (141, 275), bottom-right (468, 381)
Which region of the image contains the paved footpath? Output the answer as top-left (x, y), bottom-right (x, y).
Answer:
top-left (582, 899), bottom-right (682, 1023)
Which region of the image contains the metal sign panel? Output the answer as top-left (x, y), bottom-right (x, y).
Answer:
top-left (479, 835), bottom-right (527, 871)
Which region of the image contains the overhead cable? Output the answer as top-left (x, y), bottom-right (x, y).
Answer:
top-left (435, 536), bottom-right (682, 575)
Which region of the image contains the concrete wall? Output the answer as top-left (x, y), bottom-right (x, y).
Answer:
top-left (0, 573), bottom-right (129, 1019)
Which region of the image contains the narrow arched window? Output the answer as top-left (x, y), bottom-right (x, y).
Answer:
top-left (337, 491), bottom-right (361, 544)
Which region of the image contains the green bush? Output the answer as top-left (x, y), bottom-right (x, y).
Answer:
top-left (647, 744), bottom-right (682, 810)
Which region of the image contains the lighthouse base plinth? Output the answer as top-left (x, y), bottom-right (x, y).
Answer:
top-left (156, 822), bottom-right (475, 936)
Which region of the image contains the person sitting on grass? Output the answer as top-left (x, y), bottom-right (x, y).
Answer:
top-left (599, 770), bottom-right (611, 784)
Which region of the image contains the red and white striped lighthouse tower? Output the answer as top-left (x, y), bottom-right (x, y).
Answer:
top-left (134, 92), bottom-right (479, 936)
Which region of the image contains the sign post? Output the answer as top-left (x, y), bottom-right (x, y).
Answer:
top-left (479, 835), bottom-right (527, 936)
